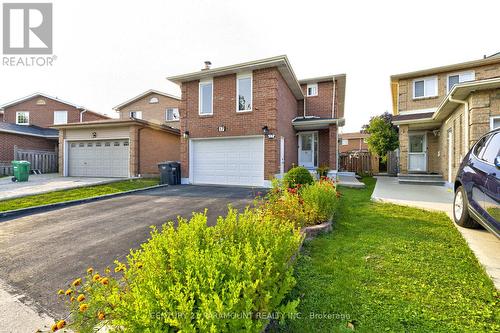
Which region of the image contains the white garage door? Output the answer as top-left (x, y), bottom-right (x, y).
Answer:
top-left (191, 137), bottom-right (264, 186)
top-left (68, 140), bottom-right (129, 177)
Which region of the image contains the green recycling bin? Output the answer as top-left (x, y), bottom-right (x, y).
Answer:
top-left (11, 160), bottom-right (31, 182)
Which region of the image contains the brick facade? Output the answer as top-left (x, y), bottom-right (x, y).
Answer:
top-left (339, 136), bottom-right (369, 153)
top-left (0, 132), bottom-right (57, 163)
top-left (301, 81), bottom-right (334, 118)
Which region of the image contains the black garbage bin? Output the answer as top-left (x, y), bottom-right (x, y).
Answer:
top-left (158, 161), bottom-right (181, 185)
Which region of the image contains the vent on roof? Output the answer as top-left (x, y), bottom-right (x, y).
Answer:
top-left (202, 61), bottom-right (212, 70)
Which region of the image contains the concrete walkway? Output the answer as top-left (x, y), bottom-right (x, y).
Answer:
top-left (372, 176), bottom-right (500, 289)
top-left (0, 174), bottom-right (121, 201)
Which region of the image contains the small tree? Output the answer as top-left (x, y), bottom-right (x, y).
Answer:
top-left (364, 112), bottom-right (399, 162)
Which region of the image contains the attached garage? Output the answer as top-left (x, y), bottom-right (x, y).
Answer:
top-left (190, 136), bottom-right (264, 186)
top-left (68, 139), bottom-right (129, 177)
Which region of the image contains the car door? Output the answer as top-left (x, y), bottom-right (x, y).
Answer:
top-left (466, 135), bottom-right (490, 213)
top-left (480, 133), bottom-right (500, 232)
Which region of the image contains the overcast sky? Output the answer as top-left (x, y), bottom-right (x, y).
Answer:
top-left (0, 0), bottom-right (498, 132)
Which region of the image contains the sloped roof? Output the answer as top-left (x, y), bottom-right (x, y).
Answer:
top-left (0, 122), bottom-right (58, 138)
top-left (113, 89), bottom-right (181, 111)
top-left (0, 92), bottom-right (85, 110)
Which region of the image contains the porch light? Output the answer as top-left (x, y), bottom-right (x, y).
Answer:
top-left (183, 131), bottom-right (190, 139)
top-left (262, 126), bottom-right (269, 135)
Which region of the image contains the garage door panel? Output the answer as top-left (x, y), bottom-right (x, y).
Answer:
top-left (191, 137), bottom-right (264, 187)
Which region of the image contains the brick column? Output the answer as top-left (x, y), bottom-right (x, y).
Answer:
top-left (328, 124), bottom-right (337, 169)
top-left (58, 130), bottom-right (65, 176)
top-left (399, 125), bottom-right (409, 174)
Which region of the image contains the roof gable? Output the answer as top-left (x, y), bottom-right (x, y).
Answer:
top-left (113, 89), bottom-right (181, 111)
top-left (0, 92), bottom-right (85, 110)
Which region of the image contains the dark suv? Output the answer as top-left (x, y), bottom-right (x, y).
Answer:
top-left (454, 128), bottom-right (500, 238)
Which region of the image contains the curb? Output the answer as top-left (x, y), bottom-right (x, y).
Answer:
top-left (0, 184), bottom-right (169, 220)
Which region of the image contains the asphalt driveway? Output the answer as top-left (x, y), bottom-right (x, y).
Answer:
top-left (0, 185), bottom-right (260, 320)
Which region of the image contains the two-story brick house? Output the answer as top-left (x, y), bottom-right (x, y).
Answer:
top-left (391, 53), bottom-right (500, 184)
top-left (0, 92), bottom-right (108, 169)
top-left (113, 89), bottom-right (181, 129)
top-left (167, 55), bottom-right (346, 187)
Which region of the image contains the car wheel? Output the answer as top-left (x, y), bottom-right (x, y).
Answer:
top-left (453, 186), bottom-right (479, 228)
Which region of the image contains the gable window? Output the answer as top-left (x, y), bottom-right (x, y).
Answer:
top-left (130, 111), bottom-right (142, 119)
top-left (36, 99), bottom-right (46, 105)
top-left (342, 139), bottom-right (348, 145)
top-left (413, 77), bottom-right (437, 99)
top-left (16, 111), bottom-right (29, 125)
top-left (307, 83), bottom-right (318, 97)
top-left (447, 71), bottom-right (475, 93)
top-left (490, 116), bottom-right (500, 130)
top-left (53, 111), bottom-right (68, 125)
top-left (149, 97), bottom-right (159, 104)
top-left (166, 108), bottom-right (180, 121)
top-left (363, 138), bottom-right (368, 143)
top-left (199, 79), bottom-right (213, 115)
top-left (237, 72), bottom-right (252, 112)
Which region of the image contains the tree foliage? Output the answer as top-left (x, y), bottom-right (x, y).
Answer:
top-left (364, 112), bottom-right (399, 162)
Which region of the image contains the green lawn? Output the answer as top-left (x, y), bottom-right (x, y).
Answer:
top-left (0, 178), bottom-right (159, 212)
top-left (277, 178), bottom-right (499, 332)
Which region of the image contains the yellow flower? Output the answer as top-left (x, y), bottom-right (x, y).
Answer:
top-left (97, 311), bottom-right (105, 320)
top-left (56, 320), bottom-right (66, 329)
top-left (92, 274), bottom-right (101, 282)
top-left (77, 294), bottom-right (85, 302)
top-left (72, 278), bottom-right (82, 287)
top-left (136, 262), bottom-right (143, 269)
top-left (100, 277), bottom-right (109, 285)
top-left (105, 267), bottom-right (111, 274)
top-left (64, 289), bottom-right (72, 296)
top-left (87, 267), bottom-right (93, 275)
top-left (51, 323), bottom-right (58, 332)
top-left (79, 303), bottom-right (89, 312)
top-left (70, 296), bottom-right (75, 302)
top-left (57, 289), bottom-right (64, 295)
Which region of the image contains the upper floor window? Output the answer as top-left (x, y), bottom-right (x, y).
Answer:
top-left (149, 97), bottom-right (159, 104)
top-left (53, 110), bottom-right (68, 125)
top-left (130, 111), bottom-right (142, 119)
top-left (491, 116), bottom-right (500, 130)
top-left (413, 76), bottom-right (437, 99)
top-left (447, 71), bottom-right (475, 93)
top-left (199, 79), bottom-right (213, 115)
top-left (166, 108), bottom-right (180, 121)
top-left (307, 83), bottom-right (318, 97)
top-left (16, 111), bottom-right (29, 125)
top-left (237, 72), bottom-right (252, 112)
top-left (342, 139), bottom-right (348, 145)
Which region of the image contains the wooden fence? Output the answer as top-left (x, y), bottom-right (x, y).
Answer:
top-left (0, 148), bottom-right (58, 175)
top-left (339, 152), bottom-right (377, 175)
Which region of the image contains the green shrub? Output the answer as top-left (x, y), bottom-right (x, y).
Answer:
top-left (300, 178), bottom-right (339, 223)
top-left (283, 166), bottom-right (314, 188)
top-left (57, 209), bottom-right (302, 333)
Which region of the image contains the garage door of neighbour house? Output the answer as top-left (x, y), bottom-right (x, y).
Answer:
top-left (68, 140), bottom-right (129, 177)
top-left (191, 137), bottom-right (264, 187)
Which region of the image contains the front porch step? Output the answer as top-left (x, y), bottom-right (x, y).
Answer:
top-left (398, 174), bottom-right (445, 186)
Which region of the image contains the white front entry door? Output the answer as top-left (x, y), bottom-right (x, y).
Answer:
top-left (408, 134), bottom-right (427, 172)
top-left (191, 137), bottom-right (264, 186)
top-left (298, 132), bottom-right (318, 169)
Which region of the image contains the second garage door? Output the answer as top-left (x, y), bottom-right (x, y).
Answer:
top-left (191, 137), bottom-right (264, 186)
top-left (68, 140), bottom-right (129, 177)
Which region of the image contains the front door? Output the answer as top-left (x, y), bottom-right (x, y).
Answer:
top-left (408, 133), bottom-right (427, 172)
top-left (298, 132), bottom-right (318, 169)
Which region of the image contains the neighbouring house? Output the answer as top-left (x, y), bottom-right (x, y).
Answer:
top-left (0, 93), bottom-right (109, 173)
top-left (113, 89), bottom-right (181, 129)
top-left (391, 53), bottom-right (500, 184)
top-left (339, 132), bottom-right (379, 174)
top-left (167, 55), bottom-right (346, 187)
top-left (52, 119), bottom-right (180, 178)
top-left (339, 132), bottom-right (370, 153)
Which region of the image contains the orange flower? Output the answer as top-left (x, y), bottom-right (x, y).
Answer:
top-left (79, 303), bottom-right (89, 312)
top-left (70, 296), bottom-right (75, 302)
top-left (92, 274), bottom-right (101, 282)
top-left (56, 320), bottom-right (66, 329)
top-left (87, 267), bottom-right (93, 275)
top-left (64, 289), bottom-right (72, 296)
top-left (51, 323), bottom-right (58, 332)
top-left (97, 311), bottom-right (105, 320)
top-left (100, 277), bottom-right (109, 285)
top-left (77, 294), bottom-right (85, 302)
top-left (72, 278), bottom-right (82, 287)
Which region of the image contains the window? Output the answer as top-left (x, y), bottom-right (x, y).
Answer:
top-left (473, 135), bottom-right (490, 158)
top-left (96, 142), bottom-right (102, 147)
top-left (482, 133), bottom-right (500, 164)
top-left (105, 142), bottom-right (111, 147)
top-left (447, 71), bottom-right (475, 92)
top-left (53, 111), bottom-right (68, 125)
top-left (307, 83), bottom-right (318, 97)
top-left (130, 111), bottom-right (142, 119)
top-left (413, 77), bottom-right (437, 99)
top-left (199, 80), bottom-right (213, 115)
top-left (166, 108), bottom-right (180, 121)
top-left (36, 99), bottom-right (46, 105)
top-left (490, 116), bottom-right (500, 130)
top-left (87, 143), bottom-right (93, 147)
top-left (114, 142), bottom-right (120, 146)
top-left (79, 143), bottom-right (84, 147)
top-left (149, 97), bottom-right (159, 104)
top-left (237, 73), bottom-right (252, 112)
top-left (342, 139), bottom-right (348, 145)
top-left (363, 138), bottom-right (368, 143)
top-left (123, 141), bottom-right (129, 146)
top-left (16, 111), bottom-right (29, 125)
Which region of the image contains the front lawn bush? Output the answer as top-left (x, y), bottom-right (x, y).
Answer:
top-left (55, 209), bottom-right (303, 333)
top-left (300, 177), bottom-right (339, 223)
top-left (283, 166), bottom-right (314, 188)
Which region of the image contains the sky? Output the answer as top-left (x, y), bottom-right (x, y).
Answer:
top-left (0, 0), bottom-right (498, 132)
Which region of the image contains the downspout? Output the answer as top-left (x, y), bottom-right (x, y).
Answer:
top-left (79, 109), bottom-right (87, 122)
top-left (448, 95), bottom-right (469, 154)
top-left (332, 78), bottom-right (339, 170)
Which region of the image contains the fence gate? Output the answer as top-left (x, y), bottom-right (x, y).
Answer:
top-left (339, 152), bottom-right (373, 175)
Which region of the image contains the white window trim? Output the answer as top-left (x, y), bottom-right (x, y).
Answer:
top-left (446, 70), bottom-right (475, 93)
top-left (413, 76), bottom-right (438, 99)
top-left (341, 139), bottom-right (348, 145)
top-left (16, 111), bottom-right (29, 125)
top-left (307, 83), bottom-right (318, 97)
top-left (236, 72), bottom-right (253, 112)
top-left (149, 97), bottom-right (159, 104)
top-left (490, 116), bottom-right (500, 130)
top-left (53, 110), bottom-right (68, 125)
top-left (166, 107), bottom-right (180, 122)
top-left (199, 79), bottom-right (213, 116)
top-left (129, 111), bottom-right (142, 119)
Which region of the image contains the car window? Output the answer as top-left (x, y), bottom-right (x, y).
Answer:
top-left (473, 135), bottom-right (490, 158)
top-left (481, 133), bottom-right (500, 164)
